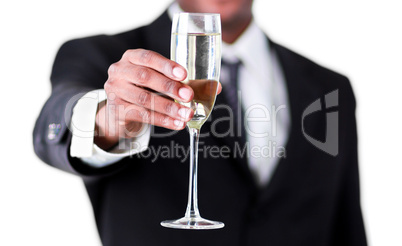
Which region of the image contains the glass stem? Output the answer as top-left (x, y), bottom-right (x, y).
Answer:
top-left (185, 127), bottom-right (201, 218)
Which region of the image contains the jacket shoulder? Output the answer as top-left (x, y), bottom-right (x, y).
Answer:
top-left (273, 42), bottom-right (348, 82)
top-left (57, 26), bottom-right (146, 59)
top-left (273, 41), bottom-right (355, 104)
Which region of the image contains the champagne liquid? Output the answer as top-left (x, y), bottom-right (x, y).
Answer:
top-left (171, 33), bottom-right (221, 129)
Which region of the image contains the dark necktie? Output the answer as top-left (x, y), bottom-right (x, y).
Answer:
top-left (221, 60), bottom-right (243, 138)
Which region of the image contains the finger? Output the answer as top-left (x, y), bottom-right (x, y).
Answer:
top-left (110, 64), bottom-right (194, 102)
top-left (217, 82), bottom-right (222, 94)
top-left (115, 83), bottom-right (194, 121)
top-left (123, 49), bottom-right (187, 81)
top-left (115, 100), bottom-right (187, 131)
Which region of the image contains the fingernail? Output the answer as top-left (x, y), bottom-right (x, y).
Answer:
top-left (178, 108), bottom-right (191, 119)
top-left (178, 87), bottom-right (192, 101)
top-left (173, 67), bottom-right (185, 79)
top-left (174, 120), bottom-right (184, 127)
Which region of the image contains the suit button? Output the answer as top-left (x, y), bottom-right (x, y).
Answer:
top-left (47, 123), bottom-right (61, 140)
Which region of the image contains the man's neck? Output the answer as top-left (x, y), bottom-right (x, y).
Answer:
top-left (222, 16), bottom-right (252, 44)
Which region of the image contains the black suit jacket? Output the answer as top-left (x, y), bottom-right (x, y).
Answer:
top-left (33, 11), bottom-right (367, 246)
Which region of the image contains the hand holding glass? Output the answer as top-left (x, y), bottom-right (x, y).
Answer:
top-left (160, 13), bottom-right (224, 230)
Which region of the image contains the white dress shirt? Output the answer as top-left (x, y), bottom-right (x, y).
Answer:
top-left (220, 19), bottom-right (290, 186)
top-left (70, 3), bottom-right (290, 186)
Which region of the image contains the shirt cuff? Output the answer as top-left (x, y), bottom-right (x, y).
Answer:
top-left (80, 125), bottom-right (150, 168)
top-left (70, 89), bottom-right (150, 168)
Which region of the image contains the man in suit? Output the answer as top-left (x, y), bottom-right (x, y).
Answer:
top-left (33, 0), bottom-right (367, 245)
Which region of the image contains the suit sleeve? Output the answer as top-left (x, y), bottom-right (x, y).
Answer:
top-left (33, 36), bottom-right (129, 177)
top-left (332, 79), bottom-right (368, 246)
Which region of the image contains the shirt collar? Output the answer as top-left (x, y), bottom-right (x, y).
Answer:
top-left (221, 21), bottom-right (270, 78)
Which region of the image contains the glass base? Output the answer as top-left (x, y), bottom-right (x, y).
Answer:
top-left (161, 216), bottom-right (224, 230)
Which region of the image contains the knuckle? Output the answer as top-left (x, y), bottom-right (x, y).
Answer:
top-left (163, 80), bottom-right (177, 93)
top-left (108, 62), bottom-right (119, 75)
top-left (163, 61), bottom-right (172, 75)
top-left (122, 49), bottom-right (134, 59)
top-left (159, 115), bottom-right (169, 125)
top-left (125, 106), bottom-right (137, 120)
top-left (104, 79), bottom-right (115, 93)
top-left (164, 101), bottom-right (174, 114)
top-left (108, 97), bottom-right (120, 106)
top-left (139, 49), bottom-right (153, 64)
top-left (139, 109), bottom-right (151, 122)
top-left (104, 81), bottom-right (111, 91)
top-left (137, 90), bottom-right (151, 106)
top-left (135, 67), bottom-right (151, 84)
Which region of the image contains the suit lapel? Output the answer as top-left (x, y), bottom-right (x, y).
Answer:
top-left (256, 40), bottom-right (326, 203)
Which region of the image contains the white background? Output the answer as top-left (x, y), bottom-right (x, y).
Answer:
top-left (1, 0), bottom-right (401, 245)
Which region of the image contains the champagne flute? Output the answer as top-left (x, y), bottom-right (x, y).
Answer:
top-left (160, 12), bottom-right (224, 230)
